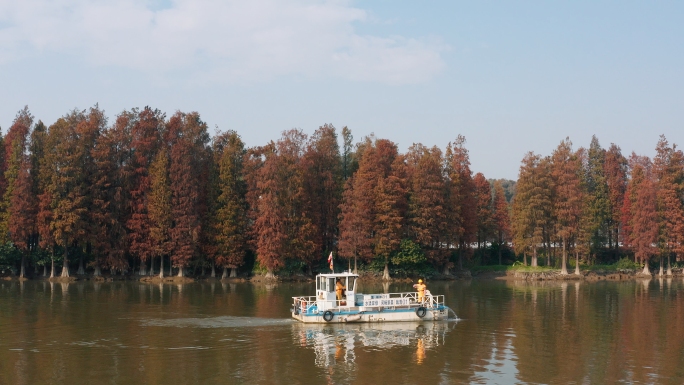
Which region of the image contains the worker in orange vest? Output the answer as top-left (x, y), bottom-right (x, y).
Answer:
top-left (413, 279), bottom-right (426, 302)
top-left (335, 279), bottom-right (346, 301)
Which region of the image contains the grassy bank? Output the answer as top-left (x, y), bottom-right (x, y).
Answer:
top-left (470, 264), bottom-right (556, 275)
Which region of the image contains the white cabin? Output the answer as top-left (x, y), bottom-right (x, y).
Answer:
top-left (315, 272), bottom-right (358, 311)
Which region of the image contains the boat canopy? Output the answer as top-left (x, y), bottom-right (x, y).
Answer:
top-left (315, 271), bottom-right (358, 279)
top-left (316, 271), bottom-right (358, 294)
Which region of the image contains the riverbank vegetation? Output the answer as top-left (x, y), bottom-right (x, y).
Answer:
top-left (0, 106), bottom-right (681, 281)
top-left (470, 258), bottom-right (647, 277)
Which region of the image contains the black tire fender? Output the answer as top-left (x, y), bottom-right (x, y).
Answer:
top-left (323, 310), bottom-right (334, 322)
top-left (416, 306), bottom-right (427, 318)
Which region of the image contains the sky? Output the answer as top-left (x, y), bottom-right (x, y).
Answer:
top-left (1, 0), bottom-right (682, 179)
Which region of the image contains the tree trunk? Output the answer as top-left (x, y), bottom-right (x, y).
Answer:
top-left (211, 264), bottom-right (216, 278)
top-left (159, 256), bottom-right (165, 279)
top-left (77, 253), bottom-right (85, 275)
top-left (667, 253), bottom-right (672, 276)
top-left (560, 239), bottom-right (568, 275)
top-left (61, 246), bottom-right (70, 278)
top-left (177, 266), bottom-right (185, 277)
top-left (382, 262), bottom-right (391, 281)
top-left (354, 256), bottom-right (358, 274)
top-left (139, 260), bottom-right (147, 276)
top-left (658, 255), bottom-right (664, 277)
top-left (19, 252), bottom-right (26, 278)
top-left (93, 264), bottom-right (102, 277)
top-left (544, 232), bottom-right (550, 266)
top-left (642, 259), bottom-right (651, 275)
top-left (574, 250), bottom-right (580, 275)
top-left (265, 268), bottom-right (275, 279)
top-left (50, 252), bottom-right (55, 278)
top-left (230, 268), bottom-right (237, 278)
top-left (222, 267), bottom-right (228, 279)
top-left (42, 264), bottom-right (47, 277)
top-left (498, 243), bottom-right (502, 266)
top-left (532, 247), bottom-right (538, 267)
top-left (150, 256), bottom-right (155, 276)
top-left (607, 228), bottom-right (612, 250)
top-left (523, 250), bottom-right (527, 266)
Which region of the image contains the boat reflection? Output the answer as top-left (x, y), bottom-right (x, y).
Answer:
top-left (292, 321), bottom-right (456, 369)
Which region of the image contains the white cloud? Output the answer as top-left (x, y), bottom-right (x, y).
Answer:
top-left (0, 0), bottom-right (446, 84)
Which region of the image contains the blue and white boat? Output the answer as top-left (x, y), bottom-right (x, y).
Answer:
top-left (291, 272), bottom-right (456, 323)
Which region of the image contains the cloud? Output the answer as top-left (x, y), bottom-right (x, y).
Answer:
top-left (0, 0), bottom-right (446, 84)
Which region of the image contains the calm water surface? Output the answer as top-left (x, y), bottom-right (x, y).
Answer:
top-left (1, 278), bottom-right (684, 384)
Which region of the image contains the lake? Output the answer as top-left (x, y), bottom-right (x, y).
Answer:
top-left (1, 277), bottom-right (683, 384)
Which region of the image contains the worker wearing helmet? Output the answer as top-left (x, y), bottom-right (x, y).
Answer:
top-left (413, 279), bottom-right (426, 303)
top-left (335, 279), bottom-right (346, 302)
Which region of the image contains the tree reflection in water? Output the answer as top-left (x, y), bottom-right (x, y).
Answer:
top-left (4, 280), bottom-right (684, 384)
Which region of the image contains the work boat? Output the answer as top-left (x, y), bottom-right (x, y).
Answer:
top-left (291, 272), bottom-right (456, 323)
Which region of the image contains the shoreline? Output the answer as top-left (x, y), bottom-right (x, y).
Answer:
top-left (2, 267), bottom-right (681, 283)
top-left (472, 268), bottom-right (684, 281)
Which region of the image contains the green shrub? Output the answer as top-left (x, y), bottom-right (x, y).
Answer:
top-left (391, 239), bottom-right (426, 266)
top-left (614, 257), bottom-right (640, 270)
top-left (251, 260), bottom-right (268, 275)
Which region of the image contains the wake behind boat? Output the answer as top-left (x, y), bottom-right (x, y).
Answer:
top-left (291, 272), bottom-right (457, 323)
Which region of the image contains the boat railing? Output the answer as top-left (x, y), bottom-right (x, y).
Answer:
top-left (422, 294), bottom-right (444, 309)
top-left (292, 296), bottom-right (319, 314)
top-left (292, 296), bottom-right (355, 312)
top-left (293, 292), bottom-right (445, 314)
top-left (361, 292), bottom-right (445, 309)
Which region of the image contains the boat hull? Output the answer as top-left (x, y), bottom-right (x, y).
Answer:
top-left (292, 306), bottom-right (450, 323)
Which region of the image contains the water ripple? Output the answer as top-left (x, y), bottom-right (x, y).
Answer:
top-left (140, 315), bottom-right (293, 329)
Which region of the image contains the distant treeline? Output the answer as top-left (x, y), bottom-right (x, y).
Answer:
top-left (512, 135), bottom-right (684, 275)
top-left (0, 106), bottom-right (674, 279)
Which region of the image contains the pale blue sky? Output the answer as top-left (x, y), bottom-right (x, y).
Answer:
top-left (1, 0), bottom-right (682, 179)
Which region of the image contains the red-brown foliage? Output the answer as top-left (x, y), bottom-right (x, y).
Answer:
top-left (89, 118), bottom-right (130, 272)
top-left (551, 138), bottom-right (583, 274)
top-left (444, 135), bottom-right (477, 270)
top-left (301, 124), bottom-right (343, 266)
top-left (374, 154), bottom-right (408, 276)
top-left (167, 112), bottom-right (209, 274)
top-left (492, 180), bottom-right (511, 264)
top-left (623, 157), bottom-right (658, 268)
top-left (126, 107), bottom-right (164, 271)
top-left (605, 144), bottom-right (628, 244)
top-left (406, 144), bottom-right (447, 261)
top-left (473, 172), bottom-right (492, 249)
top-left (9, 158), bottom-right (36, 251)
top-left (211, 131), bottom-right (248, 271)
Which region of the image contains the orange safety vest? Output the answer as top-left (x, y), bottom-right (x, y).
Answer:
top-left (335, 282), bottom-right (346, 300)
top-left (415, 283), bottom-right (426, 298)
